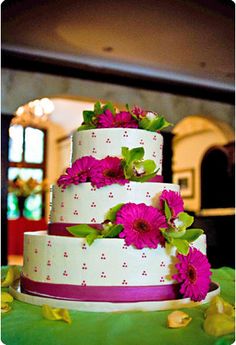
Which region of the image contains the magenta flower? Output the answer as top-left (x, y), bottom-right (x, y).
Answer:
top-left (97, 110), bottom-right (138, 128)
top-left (90, 156), bottom-right (128, 188)
top-left (97, 110), bottom-right (115, 128)
top-left (172, 247), bottom-right (212, 302)
top-left (114, 111), bottom-right (138, 128)
top-left (115, 203), bottom-right (168, 249)
top-left (159, 190), bottom-right (184, 217)
top-left (132, 106), bottom-right (146, 118)
top-left (57, 156), bottom-right (97, 188)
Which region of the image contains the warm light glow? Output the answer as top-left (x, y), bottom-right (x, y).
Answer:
top-left (16, 106), bottom-right (24, 116)
top-left (12, 98), bottom-right (55, 126)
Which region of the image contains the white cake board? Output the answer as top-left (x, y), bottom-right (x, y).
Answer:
top-left (9, 282), bottom-right (220, 313)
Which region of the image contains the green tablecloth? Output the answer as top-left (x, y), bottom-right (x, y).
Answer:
top-left (1, 267), bottom-right (235, 345)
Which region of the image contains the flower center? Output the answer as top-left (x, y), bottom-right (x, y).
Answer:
top-left (133, 219), bottom-right (150, 233)
top-left (103, 169), bottom-right (117, 178)
top-left (187, 264), bottom-right (197, 283)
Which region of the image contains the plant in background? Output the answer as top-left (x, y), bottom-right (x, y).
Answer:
top-left (8, 176), bottom-right (48, 197)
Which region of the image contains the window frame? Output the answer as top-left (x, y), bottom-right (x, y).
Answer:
top-left (8, 125), bottom-right (47, 217)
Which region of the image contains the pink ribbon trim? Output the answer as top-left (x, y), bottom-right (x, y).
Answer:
top-left (21, 275), bottom-right (180, 302)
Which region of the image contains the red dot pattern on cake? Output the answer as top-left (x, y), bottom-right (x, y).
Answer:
top-left (64, 252), bottom-right (68, 258)
top-left (91, 217), bottom-right (96, 223)
top-left (81, 280), bottom-right (86, 286)
top-left (60, 201), bottom-right (64, 208)
top-left (34, 248), bottom-right (38, 254)
top-left (122, 262), bottom-right (128, 268)
top-left (160, 144), bottom-right (163, 150)
top-left (108, 192), bottom-right (114, 198)
top-left (142, 253), bottom-right (147, 258)
top-left (122, 244), bottom-right (128, 250)
top-left (82, 263), bottom-right (88, 270)
top-left (159, 158), bottom-right (163, 165)
top-left (101, 253), bottom-right (106, 260)
top-left (92, 147), bottom-right (97, 154)
top-left (82, 243), bottom-right (87, 250)
top-left (46, 275), bottom-right (51, 281)
top-left (91, 202), bottom-right (96, 208)
top-left (63, 270), bottom-right (68, 277)
top-left (47, 240), bottom-right (52, 247)
top-left (142, 270), bottom-right (147, 276)
top-left (101, 272), bottom-right (106, 278)
top-left (61, 188), bottom-right (65, 193)
top-left (90, 186), bottom-right (96, 191)
top-left (91, 132), bottom-right (96, 138)
top-left (60, 215), bottom-right (65, 221)
top-left (152, 152), bottom-right (157, 158)
top-left (106, 138), bottom-right (111, 143)
top-left (153, 135), bottom-right (157, 141)
top-left (139, 139), bottom-right (144, 145)
top-left (123, 131), bottom-right (129, 138)
top-left (34, 266), bottom-right (38, 272)
top-left (160, 261), bottom-right (165, 267)
top-left (160, 276), bottom-right (165, 283)
top-left (73, 210), bottom-right (79, 215)
top-left (126, 184), bottom-right (132, 191)
top-left (146, 192), bottom-right (151, 198)
top-left (122, 280), bottom-right (128, 285)
top-left (47, 260), bottom-right (51, 266)
top-left (74, 194), bottom-right (79, 199)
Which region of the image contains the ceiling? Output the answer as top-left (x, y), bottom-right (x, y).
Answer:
top-left (2, 0), bottom-right (235, 93)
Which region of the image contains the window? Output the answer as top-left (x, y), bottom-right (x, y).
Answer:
top-left (7, 125), bottom-right (47, 220)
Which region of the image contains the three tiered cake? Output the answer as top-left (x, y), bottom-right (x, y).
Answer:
top-left (20, 102), bottom-right (214, 309)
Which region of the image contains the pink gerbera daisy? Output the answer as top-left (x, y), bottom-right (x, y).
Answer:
top-left (159, 190), bottom-right (184, 217)
top-left (172, 247), bottom-right (212, 302)
top-left (114, 111), bottom-right (138, 128)
top-left (115, 203), bottom-right (168, 249)
top-left (97, 110), bottom-right (115, 128)
top-left (57, 156), bottom-right (97, 188)
top-left (132, 106), bottom-right (146, 118)
top-left (97, 110), bottom-right (138, 128)
top-left (90, 156), bottom-right (128, 188)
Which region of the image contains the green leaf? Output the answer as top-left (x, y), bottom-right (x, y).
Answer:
top-left (172, 238), bottom-right (189, 255)
top-left (94, 101), bottom-right (103, 115)
top-left (102, 102), bottom-right (116, 114)
top-left (83, 110), bottom-right (94, 123)
top-left (121, 147), bottom-right (129, 161)
top-left (164, 201), bottom-right (172, 221)
top-left (167, 228), bottom-right (186, 239)
top-left (128, 147), bottom-right (145, 163)
top-left (139, 115), bottom-right (172, 132)
top-left (181, 229), bottom-right (204, 242)
top-left (104, 203), bottom-right (124, 222)
top-left (86, 232), bottom-right (101, 245)
top-left (77, 124), bottom-right (96, 131)
top-left (66, 224), bottom-right (98, 237)
top-left (178, 212), bottom-right (194, 229)
top-left (102, 224), bottom-right (123, 238)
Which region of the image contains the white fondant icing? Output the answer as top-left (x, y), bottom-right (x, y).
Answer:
top-left (23, 231), bottom-right (206, 287)
top-left (71, 129), bottom-right (163, 173)
top-left (50, 182), bottom-right (180, 224)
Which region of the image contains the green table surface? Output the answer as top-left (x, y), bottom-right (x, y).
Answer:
top-left (1, 266), bottom-right (235, 345)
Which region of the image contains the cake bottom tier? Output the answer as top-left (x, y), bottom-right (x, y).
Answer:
top-left (21, 231), bottom-right (206, 302)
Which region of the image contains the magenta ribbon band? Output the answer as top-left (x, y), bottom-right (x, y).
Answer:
top-left (21, 275), bottom-right (180, 302)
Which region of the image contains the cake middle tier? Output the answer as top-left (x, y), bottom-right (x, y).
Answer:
top-left (71, 128), bottom-right (163, 174)
top-left (49, 182), bottom-right (180, 233)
